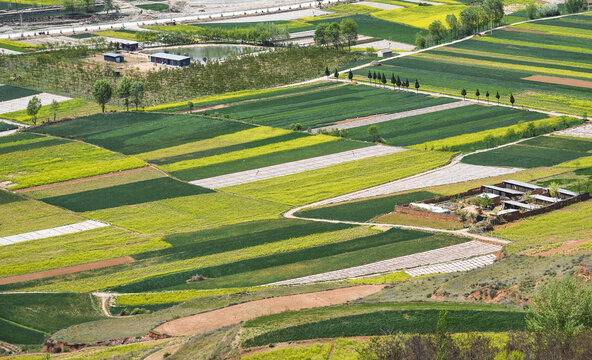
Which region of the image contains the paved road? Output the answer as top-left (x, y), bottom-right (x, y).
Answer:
top-left (314, 100), bottom-right (472, 132)
top-left (0, 220), bottom-right (109, 246)
top-left (265, 240), bottom-right (502, 285)
top-left (190, 145), bottom-right (405, 189)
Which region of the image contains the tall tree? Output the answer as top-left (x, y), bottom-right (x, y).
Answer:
top-left (373, 71), bottom-right (377, 83)
top-left (475, 89), bottom-right (480, 101)
top-left (327, 22), bottom-right (342, 49)
top-left (496, 91), bottom-right (500, 104)
top-left (446, 14), bottom-right (459, 39)
top-left (390, 73), bottom-right (396, 87)
top-left (187, 101), bottom-right (194, 113)
top-left (460, 7), bottom-right (479, 35)
top-left (415, 33), bottom-right (427, 49)
top-left (381, 73), bottom-right (387, 86)
top-left (485, 91), bottom-right (490, 103)
top-left (414, 79), bottom-right (420, 93)
top-left (325, 66), bottom-right (330, 78)
top-left (103, 0), bottom-right (114, 13)
top-left (313, 23), bottom-right (329, 47)
top-left (340, 18), bottom-right (358, 50)
top-left (348, 69), bottom-right (353, 81)
top-left (130, 81), bottom-right (144, 110)
top-left (396, 75), bottom-right (401, 90)
top-left (368, 125), bottom-right (379, 142)
top-left (117, 77), bottom-right (132, 111)
top-left (92, 79), bottom-right (112, 113)
top-left (26, 96), bottom-right (42, 125)
top-left (334, 68), bottom-right (339, 78)
top-left (367, 70), bottom-right (372, 82)
top-left (565, 0), bottom-right (584, 13)
top-left (428, 20), bottom-right (446, 45)
top-left (50, 99), bottom-right (59, 122)
top-left (510, 93), bottom-right (515, 107)
top-left (461, 88), bottom-right (467, 100)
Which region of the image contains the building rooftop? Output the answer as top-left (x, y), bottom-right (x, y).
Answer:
top-left (410, 202), bottom-right (450, 214)
top-left (497, 209), bottom-right (518, 216)
top-left (531, 194), bottom-right (560, 203)
top-left (149, 52), bottom-right (190, 61)
top-left (479, 193), bottom-right (500, 199)
top-left (483, 185), bottom-right (523, 195)
top-left (503, 200), bottom-right (538, 211)
top-left (558, 188), bottom-right (579, 197)
top-left (503, 180), bottom-right (542, 190)
top-left (119, 40), bottom-right (139, 45)
top-left (104, 52), bottom-right (123, 57)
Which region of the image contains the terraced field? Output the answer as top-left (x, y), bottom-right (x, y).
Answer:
top-left (214, 84), bottom-right (454, 129)
top-left (462, 136), bottom-right (592, 168)
top-left (356, 15), bottom-right (592, 115)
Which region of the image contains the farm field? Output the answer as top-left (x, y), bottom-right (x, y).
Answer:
top-left (0, 98), bottom-right (114, 125)
top-left (355, 15), bottom-right (592, 115)
top-left (0, 84), bottom-right (39, 101)
top-left (345, 104), bottom-right (547, 146)
top-left (222, 149), bottom-right (452, 206)
top-left (213, 84), bottom-right (455, 129)
top-left (462, 136), bottom-right (592, 168)
top-left (371, 5), bottom-right (466, 29)
top-left (0, 133), bottom-right (146, 189)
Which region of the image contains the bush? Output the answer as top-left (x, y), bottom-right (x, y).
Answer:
top-left (526, 3), bottom-right (538, 19)
top-left (537, 3), bottom-right (560, 17)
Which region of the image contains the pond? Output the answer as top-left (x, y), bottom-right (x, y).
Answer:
top-left (144, 45), bottom-right (265, 62)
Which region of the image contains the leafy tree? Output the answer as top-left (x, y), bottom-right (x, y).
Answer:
top-left (340, 18), bottom-right (358, 50)
top-left (327, 22), bottom-right (342, 49)
top-left (82, 0), bottom-right (94, 13)
top-left (381, 73), bottom-right (387, 86)
top-left (187, 101), bottom-right (194, 113)
top-left (415, 79), bottom-right (420, 93)
top-left (368, 125), bottom-right (379, 142)
top-left (390, 73), bottom-right (396, 87)
top-left (103, 0), bottom-right (114, 13)
top-left (548, 182), bottom-right (560, 198)
top-left (396, 75), bottom-right (401, 90)
top-left (348, 69), bottom-right (353, 81)
top-left (325, 66), bottom-right (330, 78)
top-left (334, 68), bottom-right (339, 78)
top-left (428, 20), bottom-right (446, 45)
top-left (63, 0), bottom-right (76, 13)
top-left (92, 79), bottom-right (112, 113)
top-left (475, 89), bottom-right (480, 101)
top-left (373, 71), bottom-right (377, 83)
top-left (367, 70), bottom-right (372, 82)
top-left (116, 77), bottom-right (132, 111)
top-left (526, 3), bottom-right (538, 19)
top-left (461, 88), bottom-right (467, 100)
top-left (130, 81), bottom-right (144, 110)
top-left (496, 91), bottom-right (500, 104)
top-left (565, 0), bottom-right (584, 13)
top-left (446, 14), bottom-right (459, 39)
top-left (510, 93), bottom-right (515, 106)
top-left (405, 79), bottom-right (410, 89)
top-left (460, 6), bottom-right (479, 35)
top-left (415, 33), bottom-right (427, 49)
top-left (314, 23), bottom-right (329, 47)
top-left (26, 96), bottom-right (42, 125)
top-left (50, 99), bottom-right (59, 122)
top-left (526, 277), bottom-right (592, 343)
top-left (485, 90), bottom-right (490, 103)
top-left (484, 0), bottom-right (505, 26)
top-left (290, 123), bottom-right (303, 131)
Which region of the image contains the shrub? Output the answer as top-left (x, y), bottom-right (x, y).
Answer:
top-left (537, 4), bottom-right (560, 17)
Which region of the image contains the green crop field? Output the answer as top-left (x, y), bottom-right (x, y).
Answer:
top-left (372, 5), bottom-right (466, 30)
top-left (0, 133), bottom-right (146, 189)
top-left (242, 302), bottom-right (524, 347)
top-left (0, 123), bottom-right (17, 132)
top-left (0, 293), bottom-right (104, 344)
top-left (41, 177), bottom-right (212, 212)
top-left (295, 191), bottom-right (437, 222)
top-left (223, 149), bottom-right (452, 206)
top-left (136, 2), bottom-right (168, 10)
top-left (0, 190), bottom-right (83, 237)
top-left (462, 136), bottom-right (592, 168)
top-left (355, 16), bottom-right (592, 115)
top-left (345, 104), bottom-right (546, 146)
top-left (214, 84), bottom-right (454, 129)
top-left (310, 14), bottom-right (423, 44)
top-left (0, 84), bottom-right (39, 102)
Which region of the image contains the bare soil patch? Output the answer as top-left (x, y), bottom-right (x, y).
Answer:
top-left (15, 166), bottom-right (152, 193)
top-left (177, 104), bottom-right (228, 114)
top-left (333, 113), bottom-right (387, 126)
top-left (531, 239), bottom-right (591, 257)
top-left (503, 27), bottom-right (546, 34)
top-left (523, 75), bottom-right (592, 89)
top-left (154, 285), bottom-right (385, 336)
top-left (0, 256), bottom-right (134, 285)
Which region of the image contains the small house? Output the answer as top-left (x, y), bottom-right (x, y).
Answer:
top-left (104, 52), bottom-right (124, 63)
top-left (149, 53), bottom-right (191, 67)
top-left (502, 200), bottom-right (538, 212)
top-left (482, 185), bottom-right (523, 199)
top-left (503, 180), bottom-right (542, 193)
top-left (377, 49), bottom-right (392, 58)
top-left (121, 40), bottom-right (139, 52)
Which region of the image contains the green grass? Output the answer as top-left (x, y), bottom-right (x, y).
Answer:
top-left (462, 136), bottom-right (592, 168)
top-left (353, 17), bottom-right (592, 115)
top-left (0, 189), bottom-right (83, 237)
top-left (224, 150), bottom-right (453, 206)
top-left (345, 104), bottom-right (546, 146)
top-left (41, 177), bottom-right (213, 212)
top-left (0, 133), bottom-right (146, 189)
top-left (0, 293), bottom-right (104, 344)
top-left (34, 112), bottom-right (252, 155)
top-left (310, 14), bottom-right (422, 44)
top-left (242, 302), bottom-right (525, 347)
top-left (136, 2), bottom-right (168, 10)
top-left (2, 98), bottom-right (114, 125)
top-left (0, 226), bottom-right (168, 278)
top-left (168, 138), bottom-right (369, 181)
top-left (215, 83), bottom-right (454, 129)
top-left (0, 84), bottom-right (39, 102)
top-left (95, 30), bottom-right (139, 41)
top-left (112, 229), bottom-right (466, 292)
top-left (295, 191), bottom-right (437, 222)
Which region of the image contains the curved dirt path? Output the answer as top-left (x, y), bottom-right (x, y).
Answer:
top-left (154, 285), bottom-right (385, 336)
